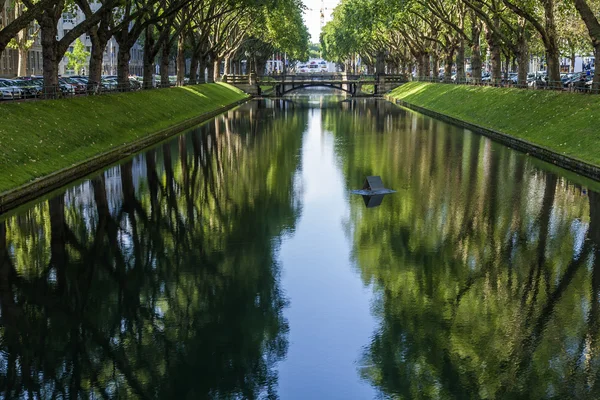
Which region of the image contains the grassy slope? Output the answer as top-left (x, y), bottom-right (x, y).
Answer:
top-left (0, 83), bottom-right (248, 193)
top-left (389, 82), bottom-right (600, 167)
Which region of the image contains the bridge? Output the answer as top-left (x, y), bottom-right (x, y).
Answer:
top-left (223, 73), bottom-right (408, 96)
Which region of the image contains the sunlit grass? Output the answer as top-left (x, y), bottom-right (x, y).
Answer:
top-left (389, 82), bottom-right (600, 167)
top-left (0, 83), bottom-right (249, 193)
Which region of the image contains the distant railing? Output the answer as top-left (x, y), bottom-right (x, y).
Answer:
top-left (0, 80), bottom-right (184, 102)
top-left (411, 75), bottom-right (599, 94)
top-left (222, 74), bottom-right (250, 84)
top-left (254, 74), bottom-right (409, 83)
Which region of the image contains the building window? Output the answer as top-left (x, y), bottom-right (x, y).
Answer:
top-left (62, 13), bottom-right (74, 24)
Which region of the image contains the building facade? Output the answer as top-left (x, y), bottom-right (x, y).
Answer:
top-left (0, 2), bottom-right (144, 78)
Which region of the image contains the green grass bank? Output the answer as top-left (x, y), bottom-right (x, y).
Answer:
top-left (0, 83), bottom-right (248, 193)
top-left (388, 82), bottom-right (600, 168)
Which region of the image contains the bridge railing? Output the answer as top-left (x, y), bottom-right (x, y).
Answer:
top-left (255, 74), bottom-right (410, 83)
top-left (382, 75), bottom-right (410, 83)
top-left (257, 74), bottom-right (379, 83)
top-left (222, 74), bottom-right (251, 84)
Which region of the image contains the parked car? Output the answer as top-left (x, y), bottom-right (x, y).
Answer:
top-left (10, 79), bottom-right (42, 98)
top-left (0, 80), bottom-right (23, 99)
top-left (319, 61), bottom-right (327, 72)
top-left (0, 84), bottom-right (14, 100)
top-left (58, 77), bottom-right (77, 94)
top-left (27, 78), bottom-right (72, 96)
top-left (62, 77), bottom-right (86, 94)
top-left (129, 78), bottom-right (142, 90)
top-left (296, 64), bottom-right (309, 73)
top-left (101, 78), bottom-right (118, 91)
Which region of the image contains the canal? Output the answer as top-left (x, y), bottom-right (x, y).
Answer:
top-left (1, 93), bottom-right (599, 399)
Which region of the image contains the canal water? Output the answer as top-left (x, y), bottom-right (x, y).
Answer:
top-left (1, 93), bottom-right (599, 399)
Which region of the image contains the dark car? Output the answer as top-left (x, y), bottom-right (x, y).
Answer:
top-left (61, 77), bottom-right (86, 94)
top-left (10, 79), bottom-right (42, 98)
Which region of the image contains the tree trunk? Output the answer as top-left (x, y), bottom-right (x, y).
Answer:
top-left (160, 43), bottom-right (170, 87)
top-left (444, 50), bottom-right (454, 83)
top-left (142, 61), bottom-right (154, 90)
top-left (17, 47), bottom-right (27, 77)
top-left (142, 26), bottom-right (156, 89)
top-left (572, 0), bottom-right (600, 92)
top-left (256, 58), bottom-right (267, 76)
top-left (176, 32), bottom-right (186, 86)
top-left (88, 43), bottom-right (105, 91)
top-left (376, 50), bottom-right (385, 75)
top-left (516, 33), bottom-right (529, 87)
top-left (456, 41), bottom-right (465, 83)
top-left (543, 0), bottom-right (561, 88)
top-left (593, 45), bottom-right (600, 92)
top-left (223, 56), bottom-right (231, 77)
top-left (189, 54), bottom-right (198, 84)
top-left (198, 57), bottom-right (206, 83)
top-left (423, 54), bottom-right (431, 79)
top-left (490, 43), bottom-right (501, 84)
top-left (87, 16), bottom-right (111, 92)
top-left (431, 52), bottom-right (439, 80)
top-left (14, 6), bottom-right (28, 77)
top-left (471, 14), bottom-right (483, 82)
top-left (486, 17), bottom-right (502, 84)
top-left (39, 13), bottom-right (59, 96)
top-left (206, 58), bottom-right (214, 83)
top-left (213, 58), bottom-right (221, 82)
top-left (546, 45), bottom-right (561, 89)
top-left (117, 45), bottom-right (131, 91)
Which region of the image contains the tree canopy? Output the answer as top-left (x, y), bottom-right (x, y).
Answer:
top-left (321, 0), bottom-right (600, 89)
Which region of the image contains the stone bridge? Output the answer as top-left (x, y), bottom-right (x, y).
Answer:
top-left (223, 73), bottom-right (407, 96)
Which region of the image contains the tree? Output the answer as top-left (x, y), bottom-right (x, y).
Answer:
top-left (0, 0), bottom-right (55, 55)
top-left (65, 37), bottom-right (89, 74)
top-left (6, 1), bottom-right (41, 77)
top-left (571, 0), bottom-right (600, 90)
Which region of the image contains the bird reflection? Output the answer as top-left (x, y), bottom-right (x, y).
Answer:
top-left (362, 194), bottom-right (386, 208)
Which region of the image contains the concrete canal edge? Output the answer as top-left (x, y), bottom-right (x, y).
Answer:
top-left (0, 96), bottom-right (250, 214)
top-left (385, 95), bottom-right (600, 183)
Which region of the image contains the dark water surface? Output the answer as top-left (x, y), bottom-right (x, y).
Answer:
top-left (1, 94), bottom-right (600, 399)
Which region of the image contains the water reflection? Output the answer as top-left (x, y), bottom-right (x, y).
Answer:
top-left (325, 99), bottom-right (600, 399)
top-left (1, 95), bottom-right (600, 399)
top-left (0, 101), bottom-right (305, 398)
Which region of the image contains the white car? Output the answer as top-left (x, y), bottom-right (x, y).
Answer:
top-left (0, 86), bottom-right (14, 100)
top-left (296, 64), bottom-right (309, 73)
top-left (0, 81), bottom-right (22, 99)
top-left (308, 63), bottom-right (320, 73)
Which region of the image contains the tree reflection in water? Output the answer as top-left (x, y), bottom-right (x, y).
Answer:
top-left (0, 100), bottom-right (305, 399)
top-left (3, 96), bottom-right (600, 399)
top-left (327, 99), bottom-right (600, 399)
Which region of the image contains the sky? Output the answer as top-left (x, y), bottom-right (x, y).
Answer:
top-left (302, 0), bottom-right (340, 42)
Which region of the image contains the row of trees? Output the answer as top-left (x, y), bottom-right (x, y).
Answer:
top-left (320, 0), bottom-right (600, 89)
top-left (0, 0), bottom-right (309, 90)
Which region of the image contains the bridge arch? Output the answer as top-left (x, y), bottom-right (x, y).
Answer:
top-left (277, 82), bottom-right (357, 96)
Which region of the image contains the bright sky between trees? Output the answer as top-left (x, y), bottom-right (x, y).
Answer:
top-left (302, 0), bottom-right (339, 42)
